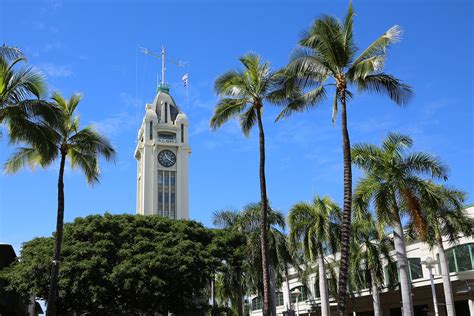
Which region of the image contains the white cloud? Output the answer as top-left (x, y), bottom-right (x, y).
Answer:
top-left (40, 63), bottom-right (72, 78)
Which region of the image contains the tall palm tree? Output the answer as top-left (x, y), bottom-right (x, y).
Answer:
top-left (352, 133), bottom-right (448, 316)
top-left (210, 54), bottom-right (282, 316)
top-left (273, 4), bottom-right (413, 313)
top-left (410, 183), bottom-right (472, 316)
top-left (288, 195), bottom-right (341, 316)
top-left (350, 213), bottom-right (396, 316)
top-left (0, 45), bottom-right (58, 146)
top-left (4, 92), bottom-right (116, 315)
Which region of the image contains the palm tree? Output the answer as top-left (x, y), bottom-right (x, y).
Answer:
top-left (352, 133), bottom-right (448, 316)
top-left (4, 92), bottom-right (116, 315)
top-left (350, 213), bottom-right (396, 316)
top-left (288, 195), bottom-right (341, 316)
top-left (213, 203), bottom-right (292, 316)
top-left (0, 45), bottom-right (58, 146)
top-left (410, 183), bottom-right (472, 316)
top-left (273, 4), bottom-right (413, 313)
top-left (210, 54), bottom-right (282, 316)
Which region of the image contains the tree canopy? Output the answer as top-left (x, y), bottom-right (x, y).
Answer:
top-left (0, 213), bottom-right (230, 315)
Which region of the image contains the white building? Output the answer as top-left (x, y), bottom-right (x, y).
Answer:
top-left (135, 83), bottom-right (191, 219)
top-left (250, 205), bottom-right (474, 316)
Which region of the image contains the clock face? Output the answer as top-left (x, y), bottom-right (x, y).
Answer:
top-left (158, 150), bottom-right (176, 167)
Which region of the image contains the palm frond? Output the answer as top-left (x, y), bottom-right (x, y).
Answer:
top-left (4, 147), bottom-right (45, 173)
top-left (401, 152), bottom-right (449, 180)
top-left (355, 73), bottom-right (413, 106)
top-left (351, 25), bottom-right (402, 67)
top-left (67, 146), bottom-right (100, 184)
top-left (0, 45), bottom-right (24, 60)
top-left (276, 86), bottom-right (326, 121)
top-left (210, 98), bottom-right (247, 130)
top-left (239, 105), bottom-right (257, 136)
top-left (214, 70), bottom-right (247, 97)
top-left (68, 126), bottom-right (116, 162)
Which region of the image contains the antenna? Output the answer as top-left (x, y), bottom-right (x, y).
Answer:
top-left (140, 46), bottom-right (188, 86)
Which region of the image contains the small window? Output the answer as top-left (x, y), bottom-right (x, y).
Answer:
top-left (181, 124), bottom-right (184, 143)
top-left (164, 103), bottom-right (168, 123)
top-left (408, 258), bottom-right (423, 280)
top-left (276, 292), bottom-right (284, 306)
top-left (149, 121), bottom-right (153, 140)
top-left (251, 296), bottom-right (262, 311)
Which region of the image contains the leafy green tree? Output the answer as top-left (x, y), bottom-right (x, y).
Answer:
top-left (1, 214), bottom-right (221, 315)
top-left (208, 227), bottom-right (247, 316)
top-left (350, 213), bottom-right (396, 316)
top-left (274, 4), bottom-right (412, 313)
top-left (409, 183), bottom-right (472, 316)
top-left (352, 133), bottom-right (448, 316)
top-left (288, 195), bottom-right (340, 316)
top-left (210, 54), bottom-right (283, 316)
top-left (4, 92), bottom-right (116, 316)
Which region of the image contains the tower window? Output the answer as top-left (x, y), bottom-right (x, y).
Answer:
top-left (164, 103), bottom-right (168, 123)
top-left (157, 170), bottom-right (176, 219)
top-left (181, 124), bottom-right (184, 143)
top-left (149, 121), bottom-right (153, 140)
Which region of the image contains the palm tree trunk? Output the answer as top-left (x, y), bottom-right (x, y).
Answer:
top-left (337, 91), bottom-right (352, 316)
top-left (256, 108), bottom-right (271, 316)
top-left (237, 283), bottom-right (244, 316)
top-left (392, 212), bottom-right (414, 316)
top-left (370, 270), bottom-right (382, 316)
top-left (269, 262), bottom-right (277, 316)
top-left (437, 235), bottom-right (456, 316)
top-left (318, 244), bottom-right (330, 316)
top-left (46, 150), bottom-right (66, 316)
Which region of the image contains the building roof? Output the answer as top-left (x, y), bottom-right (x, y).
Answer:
top-left (153, 84), bottom-right (180, 122)
top-left (0, 244), bottom-right (17, 268)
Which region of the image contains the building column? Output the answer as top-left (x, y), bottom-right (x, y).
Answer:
top-left (468, 296), bottom-right (474, 316)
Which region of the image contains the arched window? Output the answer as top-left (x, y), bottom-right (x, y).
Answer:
top-left (290, 286), bottom-right (308, 303)
top-left (251, 296), bottom-right (262, 311)
top-left (276, 292), bottom-right (284, 306)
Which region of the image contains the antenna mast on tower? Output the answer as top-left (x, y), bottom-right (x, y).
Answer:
top-left (140, 46), bottom-right (187, 87)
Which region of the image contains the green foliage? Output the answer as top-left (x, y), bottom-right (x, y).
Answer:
top-left (210, 53), bottom-right (283, 135)
top-left (276, 2), bottom-right (413, 122)
top-left (349, 214), bottom-right (396, 293)
top-left (408, 182), bottom-right (473, 247)
top-left (1, 214), bottom-right (224, 315)
top-left (4, 92), bottom-right (116, 183)
top-left (352, 132), bottom-right (449, 236)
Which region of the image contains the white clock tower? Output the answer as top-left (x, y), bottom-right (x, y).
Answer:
top-left (134, 83), bottom-right (191, 219)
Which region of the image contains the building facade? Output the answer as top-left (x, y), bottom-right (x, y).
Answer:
top-left (250, 205), bottom-right (474, 316)
top-left (135, 84), bottom-right (191, 219)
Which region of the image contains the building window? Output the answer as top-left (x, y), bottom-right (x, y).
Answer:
top-left (251, 296), bottom-right (262, 311)
top-left (158, 170), bottom-right (176, 219)
top-left (290, 286), bottom-right (308, 303)
top-left (164, 103), bottom-right (168, 123)
top-left (408, 258), bottom-right (423, 280)
top-left (276, 292), bottom-right (284, 306)
top-left (446, 243), bottom-right (474, 272)
top-left (181, 124), bottom-right (184, 143)
top-left (149, 121), bottom-right (153, 140)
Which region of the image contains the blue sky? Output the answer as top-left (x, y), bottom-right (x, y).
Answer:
top-left (1, 0), bottom-right (473, 254)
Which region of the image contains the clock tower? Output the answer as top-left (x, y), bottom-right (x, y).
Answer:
top-left (134, 83), bottom-right (191, 219)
